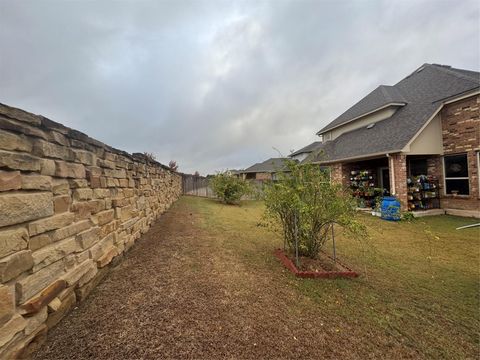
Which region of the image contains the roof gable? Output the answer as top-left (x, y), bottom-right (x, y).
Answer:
top-left (394, 64), bottom-right (479, 104)
top-left (289, 141), bottom-right (323, 157)
top-left (317, 85), bottom-right (407, 134)
top-left (310, 64), bottom-right (479, 163)
top-left (317, 63), bottom-right (479, 136)
top-left (243, 157), bottom-right (292, 173)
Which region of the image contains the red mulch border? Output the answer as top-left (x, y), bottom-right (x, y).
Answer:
top-left (274, 249), bottom-right (359, 279)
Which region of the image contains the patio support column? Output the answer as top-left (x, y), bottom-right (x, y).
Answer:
top-left (330, 162), bottom-right (349, 187)
top-left (389, 153), bottom-right (408, 210)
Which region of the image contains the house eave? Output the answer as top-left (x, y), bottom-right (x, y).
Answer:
top-left (309, 150), bottom-right (403, 165)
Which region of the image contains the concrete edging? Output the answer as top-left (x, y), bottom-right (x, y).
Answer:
top-left (274, 249), bottom-right (359, 279)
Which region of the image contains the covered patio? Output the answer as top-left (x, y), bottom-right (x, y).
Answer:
top-left (330, 153), bottom-right (442, 213)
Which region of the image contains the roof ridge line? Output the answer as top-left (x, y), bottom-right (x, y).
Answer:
top-left (379, 85), bottom-right (390, 101)
top-left (430, 64), bottom-right (480, 83)
top-left (394, 63), bottom-right (430, 85)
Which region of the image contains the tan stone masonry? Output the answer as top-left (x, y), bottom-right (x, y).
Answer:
top-left (0, 103), bottom-right (181, 358)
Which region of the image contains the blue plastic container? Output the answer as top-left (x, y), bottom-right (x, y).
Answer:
top-left (381, 197), bottom-right (401, 221)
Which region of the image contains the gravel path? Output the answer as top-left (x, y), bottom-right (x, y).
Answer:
top-left (34, 198), bottom-right (412, 359)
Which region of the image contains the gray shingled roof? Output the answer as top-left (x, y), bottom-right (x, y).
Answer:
top-left (289, 141), bottom-right (323, 157)
top-left (317, 85), bottom-right (407, 134)
top-left (309, 64), bottom-right (479, 163)
top-left (242, 157), bottom-right (292, 173)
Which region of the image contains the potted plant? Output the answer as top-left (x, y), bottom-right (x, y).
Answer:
top-left (372, 196), bottom-right (382, 217)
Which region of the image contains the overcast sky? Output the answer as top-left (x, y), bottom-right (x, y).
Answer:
top-left (0, 0), bottom-right (479, 174)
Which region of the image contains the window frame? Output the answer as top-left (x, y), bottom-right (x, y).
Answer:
top-left (477, 151), bottom-right (480, 199)
top-left (443, 153), bottom-right (470, 196)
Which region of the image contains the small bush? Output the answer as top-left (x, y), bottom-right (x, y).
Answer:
top-left (401, 212), bottom-right (416, 222)
top-left (143, 152), bottom-right (157, 163)
top-left (210, 171), bottom-right (251, 205)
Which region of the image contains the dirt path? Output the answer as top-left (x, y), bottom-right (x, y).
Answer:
top-left (34, 198), bottom-right (413, 359)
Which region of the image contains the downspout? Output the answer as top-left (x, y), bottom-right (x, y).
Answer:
top-left (387, 153), bottom-right (395, 195)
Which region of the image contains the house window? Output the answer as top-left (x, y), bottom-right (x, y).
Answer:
top-left (477, 152), bottom-right (480, 198)
top-left (444, 154), bottom-right (469, 195)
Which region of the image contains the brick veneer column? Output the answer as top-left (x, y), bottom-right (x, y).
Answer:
top-left (331, 163), bottom-right (341, 184)
top-left (330, 162), bottom-right (350, 187)
top-left (390, 154), bottom-right (408, 210)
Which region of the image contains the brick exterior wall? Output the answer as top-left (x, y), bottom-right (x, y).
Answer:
top-left (327, 95), bottom-right (479, 214)
top-left (426, 156), bottom-right (443, 179)
top-left (255, 172), bottom-right (272, 181)
top-left (440, 95), bottom-right (479, 211)
top-left (330, 162), bottom-right (350, 187)
top-left (389, 154), bottom-right (408, 210)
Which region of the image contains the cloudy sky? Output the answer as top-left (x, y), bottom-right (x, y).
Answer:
top-left (0, 0), bottom-right (478, 174)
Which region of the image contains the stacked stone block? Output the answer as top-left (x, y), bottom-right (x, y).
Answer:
top-left (0, 103), bottom-right (181, 358)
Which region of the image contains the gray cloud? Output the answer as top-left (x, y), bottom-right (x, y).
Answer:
top-left (0, 0), bottom-right (478, 174)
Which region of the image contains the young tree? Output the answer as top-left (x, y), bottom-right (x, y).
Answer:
top-left (210, 171), bottom-right (251, 205)
top-left (143, 152), bottom-right (156, 163)
top-left (168, 160), bottom-right (178, 171)
top-left (263, 160), bottom-right (366, 260)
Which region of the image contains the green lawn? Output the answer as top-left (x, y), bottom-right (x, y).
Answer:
top-left (185, 196), bottom-right (479, 359)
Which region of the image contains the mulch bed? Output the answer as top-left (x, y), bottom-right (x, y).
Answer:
top-left (274, 249), bottom-right (358, 279)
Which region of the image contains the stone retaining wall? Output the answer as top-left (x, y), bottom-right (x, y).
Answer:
top-left (0, 103), bottom-right (182, 358)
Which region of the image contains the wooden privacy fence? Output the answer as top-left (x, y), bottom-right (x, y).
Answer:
top-left (182, 174), bottom-right (215, 198)
top-left (181, 174), bottom-right (264, 200)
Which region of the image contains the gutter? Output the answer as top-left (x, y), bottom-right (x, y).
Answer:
top-left (434, 88), bottom-right (480, 105)
top-left (387, 153), bottom-right (395, 195)
top-left (309, 150), bottom-right (403, 165)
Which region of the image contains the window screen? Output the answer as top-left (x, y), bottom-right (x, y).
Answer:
top-left (444, 154), bottom-right (469, 195)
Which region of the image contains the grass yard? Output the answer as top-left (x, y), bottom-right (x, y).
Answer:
top-left (189, 196), bottom-right (479, 359)
top-left (35, 196), bottom-right (479, 359)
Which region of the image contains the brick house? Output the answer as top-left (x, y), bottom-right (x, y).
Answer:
top-left (239, 157), bottom-right (291, 181)
top-left (305, 64), bottom-right (479, 217)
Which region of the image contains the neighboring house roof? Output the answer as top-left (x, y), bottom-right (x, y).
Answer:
top-left (301, 141), bottom-right (333, 164)
top-left (289, 141), bottom-right (323, 157)
top-left (310, 64), bottom-right (480, 164)
top-left (242, 157), bottom-right (292, 173)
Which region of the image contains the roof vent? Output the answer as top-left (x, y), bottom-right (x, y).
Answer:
top-left (366, 123), bottom-right (376, 129)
